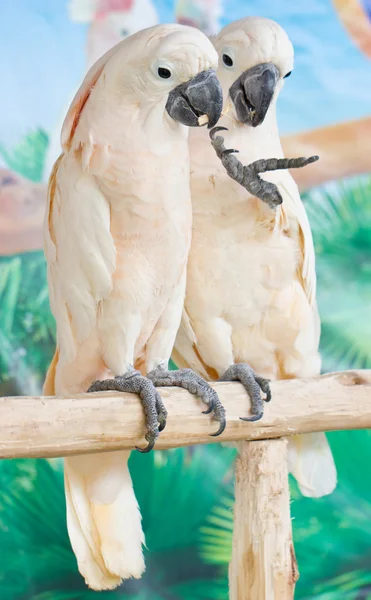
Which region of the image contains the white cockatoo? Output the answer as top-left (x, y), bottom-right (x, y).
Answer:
top-left (172, 16), bottom-right (337, 498)
top-left (43, 23), bottom-right (224, 590)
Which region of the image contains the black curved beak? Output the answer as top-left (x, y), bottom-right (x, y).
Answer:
top-left (166, 69), bottom-right (223, 129)
top-left (229, 62), bottom-right (279, 127)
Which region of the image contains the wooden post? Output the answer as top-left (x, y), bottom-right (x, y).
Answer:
top-left (229, 439), bottom-right (299, 600)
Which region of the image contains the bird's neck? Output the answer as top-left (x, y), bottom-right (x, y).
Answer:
top-left (75, 88), bottom-right (187, 159)
top-left (227, 104), bottom-right (284, 161)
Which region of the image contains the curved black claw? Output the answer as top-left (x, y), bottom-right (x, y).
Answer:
top-left (158, 420), bottom-right (166, 433)
top-left (148, 365), bottom-right (226, 437)
top-left (210, 416), bottom-right (227, 437)
top-left (136, 432), bottom-right (157, 453)
top-left (202, 398), bottom-right (215, 415)
top-left (222, 149), bottom-right (239, 156)
top-left (209, 397), bottom-right (227, 436)
top-left (87, 368), bottom-right (164, 453)
top-left (209, 126), bottom-right (228, 140)
top-left (219, 363), bottom-right (271, 422)
top-left (256, 376), bottom-right (272, 402)
top-left (240, 411), bottom-right (264, 423)
top-left (156, 387), bottom-right (168, 432)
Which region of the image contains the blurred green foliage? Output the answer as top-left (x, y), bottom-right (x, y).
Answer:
top-left (0, 129), bottom-right (49, 183)
top-left (305, 180), bottom-right (371, 373)
top-left (0, 447), bottom-right (235, 599)
top-left (0, 253), bottom-right (55, 396)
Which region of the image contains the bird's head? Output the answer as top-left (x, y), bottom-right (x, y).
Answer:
top-left (213, 17), bottom-right (294, 127)
top-left (104, 23), bottom-right (223, 129)
top-left (62, 24), bottom-right (223, 153)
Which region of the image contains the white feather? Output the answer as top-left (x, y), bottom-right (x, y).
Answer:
top-left (44, 154), bottom-right (115, 362)
top-left (278, 176), bottom-right (317, 310)
top-left (288, 432), bottom-right (337, 498)
top-left (65, 452), bottom-right (145, 589)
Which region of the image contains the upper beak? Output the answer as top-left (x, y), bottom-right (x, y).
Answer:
top-left (229, 62), bottom-right (279, 127)
top-left (166, 69), bottom-right (223, 129)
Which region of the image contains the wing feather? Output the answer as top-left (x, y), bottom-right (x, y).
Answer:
top-left (278, 175), bottom-right (317, 308)
top-left (44, 153), bottom-right (116, 363)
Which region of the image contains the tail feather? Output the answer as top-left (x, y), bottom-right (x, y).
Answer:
top-left (287, 432), bottom-right (337, 498)
top-left (65, 451), bottom-right (145, 590)
top-left (45, 349), bottom-right (145, 589)
top-left (65, 463), bottom-right (119, 590)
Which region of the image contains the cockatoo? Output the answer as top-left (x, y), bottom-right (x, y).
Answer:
top-left (173, 16), bottom-right (337, 498)
top-left (43, 23), bottom-right (224, 590)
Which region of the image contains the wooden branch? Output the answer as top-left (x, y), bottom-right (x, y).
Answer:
top-left (229, 440), bottom-right (298, 600)
top-left (282, 117), bottom-right (371, 192)
top-left (0, 370), bottom-right (370, 459)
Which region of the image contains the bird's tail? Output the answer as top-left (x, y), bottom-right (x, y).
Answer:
top-left (287, 432), bottom-right (337, 498)
top-left (64, 450), bottom-right (145, 590)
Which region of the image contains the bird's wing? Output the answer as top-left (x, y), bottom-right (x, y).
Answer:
top-left (44, 153), bottom-right (116, 364)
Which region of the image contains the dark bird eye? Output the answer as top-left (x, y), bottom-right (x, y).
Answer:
top-left (284, 71), bottom-right (292, 78)
top-left (222, 53), bottom-right (233, 67)
top-left (158, 67), bottom-right (171, 79)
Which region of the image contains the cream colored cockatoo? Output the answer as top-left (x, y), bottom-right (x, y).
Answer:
top-left (173, 16), bottom-right (337, 498)
top-left (43, 23), bottom-right (225, 590)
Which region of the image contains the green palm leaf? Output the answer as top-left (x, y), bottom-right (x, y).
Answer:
top-left (0, 252), bottom-right (55, 395)
top-left (199, 496), bottom-right (234, 565)
top-left (310, 570), bottom-right (371, 599)
top-left (0, 129), bottom-right (49, 182)
top-left (130, 444), bottom-right (236, 553)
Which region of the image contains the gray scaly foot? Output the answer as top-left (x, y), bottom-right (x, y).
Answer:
top-left (219, 363), bottom-right (271, 422)
top-left (209, 126), bottom-right (319, 209)
top-left (148, 364), bottom-right (226, 436)
top-left (88, 367), bottom-right (168, 453)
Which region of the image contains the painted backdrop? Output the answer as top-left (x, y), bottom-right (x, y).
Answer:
top-left (0, 0), bottom-right (371, 598)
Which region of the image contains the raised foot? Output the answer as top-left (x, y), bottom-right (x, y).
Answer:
top-left (148, 364), bottom-right (226, 437)
top-left (209, 126), bottom-right (319, 209)
top-left (218, 363), bottom-right (271, 422)
top-left (88, 367), bottom-right (167, 453)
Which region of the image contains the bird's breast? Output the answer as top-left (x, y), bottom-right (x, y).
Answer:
top-left (188, 210), bottom-right (298, 325)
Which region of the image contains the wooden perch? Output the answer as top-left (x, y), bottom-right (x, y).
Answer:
top-left (229, 439), bottom-right (298, 600)
top-left (0, 370), bottom-right (370, 459)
